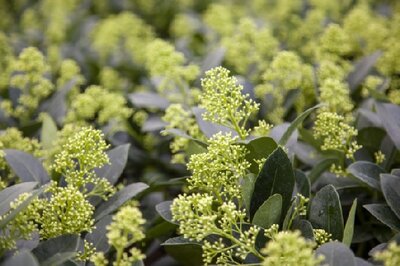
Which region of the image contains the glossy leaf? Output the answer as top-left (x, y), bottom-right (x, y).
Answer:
top-left (0, 182), bottom-right (38, 216)
top-left (156, 201), bottom-right (178, 224)
top-left (243, 136), bottom-right (277, 174)
top-left (2, 250), bottom-right (39, 266)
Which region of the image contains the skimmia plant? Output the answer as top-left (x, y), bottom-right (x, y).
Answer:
top-left (0, 0), bottom-right (400, 266)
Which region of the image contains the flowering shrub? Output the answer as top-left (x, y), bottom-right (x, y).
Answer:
top-left (0, 1), bottom-right (400, 266)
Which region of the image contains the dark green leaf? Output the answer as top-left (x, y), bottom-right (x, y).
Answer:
top-left (381, 174), bottom-right (400, 219)
top-left (0, 182), bottom-right (37, 216)
top-left (94, 182), bottom-right (148, 221)
top-left (95, 144), bottom-right (130, 185)
top-left (292, 219), bottom-right (315, 240)
top-left (308, 158), bottom-right (337, 183)
top-left (343, 199), bottom-right (358, 246)
top-left (375, 102), bottom-right (400, 150)
top-left (243, 137), bottom-right (277, 174)
top-left (1, 250), bottom-right (39, 266)
top-left (128, 92), bottom-right (169, 110)
top-left (278, 104), bottom-right (322, 146)
top-left (309, 185), bottom-right (344, 240)
top-left (162, 237), bottom-right (203, 266)
top-left (32, 234), bottom-right (79, 266)
top-left (316, 242), bottom-right (356, 266)
top-left (364, 204), bottom-right (400, 231)
top-left (5, 149), bottom-right (49, 185)
top-left (295, 170), bottom-right (310, 198)
top-left (40, 113), bottom-right (58, 150)
top-left (347, 161), bottom-right (384, 191)
top-left (252, 194), bottom-right (282, 229)
top-left (249, 147), bottom-right (295, 220)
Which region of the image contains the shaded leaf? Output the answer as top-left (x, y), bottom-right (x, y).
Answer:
top-left (308, 158), bottom-right (337, 183)
top-left (292, 219), bottom-right (315, 240)
top-left (162, 237), bottom-right (203, 266)
top-left (295, 170), bottom-right (310, 198)
top-left (364, 204), bottom-right (400, 231)
top-left (4, 149), bottom-right (49, 185)
top-left (252, 194), bottom-right (282, 229)
top-left (309, 185), bottom-right (344, 240)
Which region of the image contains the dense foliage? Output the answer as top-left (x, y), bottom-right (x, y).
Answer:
top-left (0, 0), bottom-right (400, 265)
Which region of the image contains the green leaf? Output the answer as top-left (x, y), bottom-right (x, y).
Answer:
top-left (241, 174), bottom-right (256, 212)
top-left (156, 200), bottom-right (178, 224)
top-left (295, 170), bottom-right (310, 198)
top-left (308, 158), bottom-right (337, 183)
top-left (0, 186), bottom-right (44, 229)
top-left (309, 185), bottom-right (344, 240)
top-left (192, 107), bottom-right (237, 138)
top-left (347, 51), bottom-right (382, 91)
top-left (95, 144), bottom-right (130, 185)
top-left (40, 113), bottom-right (58, 150)
top-left (85, 215), bottom-right (112, 252)
top-left (128, 92), bottom-right (169, 110)
top-left (0, 182), bottom-right (38, 216)
top-left (375, 102), bottom-right (400, 150)
top-left (381, 174), bottom-right (400, 219)
top-left (278, 104), bottom-right (322, 146)
top-left (4, 149), bottom-right (49, 185)
top-left (347, 161), bottom-right (384, 191)
top-left (343, 199), bottom-right (358, 246)
top-left (1, 250), bottom-right (39, 266)
top-left (364, 204), bottom-right (400, 231)
top-left (94, 182), bottom-right (148, 221)
top-left (252, 194), bottom-right (282, 229)
top-left (32, 234), bottom-right (79, 266)
top-left (242, 137), bottom-right (278, 174)
top-left (249, 147), bottom-right (295, 220)
top-left (162, 237), bottom-right (203, 266)
top-left (316, 242), bottom-right (356, 266)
